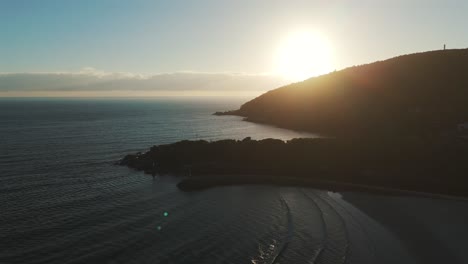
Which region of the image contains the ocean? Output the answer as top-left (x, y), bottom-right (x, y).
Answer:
top-left (1, 98), bottom-right (466, 264)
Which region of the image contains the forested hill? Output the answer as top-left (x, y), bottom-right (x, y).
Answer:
top-left (221, 49), bottom-right (468, 137)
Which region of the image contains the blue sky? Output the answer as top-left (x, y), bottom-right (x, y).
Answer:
top-left (2, 0), bottom-right (467, 74)
top-left (1, 0), bottom-right (468, 97)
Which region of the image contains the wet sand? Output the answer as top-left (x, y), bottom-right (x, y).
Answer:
top-left (344, 192), bottom-right (468, 264)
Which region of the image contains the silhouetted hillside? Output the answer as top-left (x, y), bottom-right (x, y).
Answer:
top-left (220, 49), bottom-right (468, 137)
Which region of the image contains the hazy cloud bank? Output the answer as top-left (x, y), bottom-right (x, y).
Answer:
top-left (0, 68), bottom-right (286, 97)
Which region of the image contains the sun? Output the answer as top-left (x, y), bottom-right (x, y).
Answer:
top-left (275, 31), bottom-right (334, 82)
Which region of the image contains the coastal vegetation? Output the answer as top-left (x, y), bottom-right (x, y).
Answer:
top-left (119, 137), bottom-right (468, 196)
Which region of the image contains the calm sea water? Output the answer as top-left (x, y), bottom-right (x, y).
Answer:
top-left (0, 98), bottom-right (419, 264)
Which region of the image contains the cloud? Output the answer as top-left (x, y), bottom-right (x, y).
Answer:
top-left (0, 69), bottom-right (287, 97)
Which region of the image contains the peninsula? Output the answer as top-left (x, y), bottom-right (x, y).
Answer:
top-left (216, 49), bottom-right (468, 137)
top-left (120, 49), bottom-right (468, 196)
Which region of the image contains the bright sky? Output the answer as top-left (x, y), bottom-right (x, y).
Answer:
top-left (1, 0), bottom-right (467, 95)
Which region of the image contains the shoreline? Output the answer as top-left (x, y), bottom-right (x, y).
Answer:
top-left (342, 191), bottom-right (468, 263)
top-left (119, 137), bottom-right (468, 198)
top-left (176, 174), bottom-right (468, 200)
top-left (214, 110), bottom-right (310, 134)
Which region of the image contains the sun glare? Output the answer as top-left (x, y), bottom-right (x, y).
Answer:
top-left (275, 31), bottom-right (334, 82)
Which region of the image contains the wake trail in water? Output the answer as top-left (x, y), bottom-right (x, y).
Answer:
top-left (320, 193), bottom-right (377, 262)
top-left (251, 194), bottom-right (294, 264)
top-left (271, 195), bottom-right (294, 264)
top-left (300, 190), bottom-right (349, 264)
